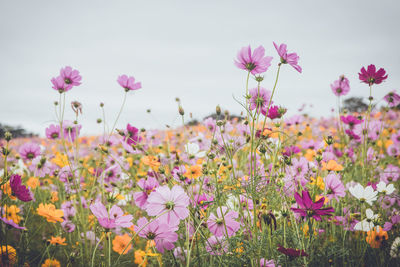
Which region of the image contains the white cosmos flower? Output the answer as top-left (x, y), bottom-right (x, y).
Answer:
top-left (354, 209), bottom-right (378, 232)
top-left (376, 181), bottom-right (395, 195)
top-left (185, 142), bottom-right (206, 158)
top-left (348, 183), bottom-right (378, 205)
top-left (390, 237), bottom-right (400, 258)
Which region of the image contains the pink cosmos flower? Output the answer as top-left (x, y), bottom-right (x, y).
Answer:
top-left (359, 64), bottom-right (388, 85)
top-left (60, 66), bottom-right (82, 87)
top-left (207, 206), bottom-right (240, 237)
top-left (234, 45), bottom-right (273, 75)
top-left (260, 258), bottom-right (280, 267)
top-left (324, 173), bottom-right (345, 202)
top-left (133, 177), bottom-right (159, 209)
top-left (291, 190), bottom-right (334, 221)
top-left (331, 75), bottom-right (350, 96)
top-left (89, 202), bottom-right (133, 229)
top-left (136, 217), bottom-right (178, 253)
top-left (62, 120), bottom-right (82, 142)
top-left (146, 185), bottom-right (190, 225)
top-left (45, 124), bottom-right (61, 139)
top-left (0, 216), bottom-right (26, 230)
top-left (19, 142), bottom-right (41, 161)
top-left (273, 42), bottom-right (302, 73)
top-left (267, 105), bottom-right (282, 120)
top-left (51, 76), bottom-right (72, 93)
top-left (117, 75), bottom-right (142, 92)
top-left (340, 115), bottom-right (363, 128)
top-left (249, 87), bottom-right (272, 115)
top-left (384, 91), bottom-right (400, 108)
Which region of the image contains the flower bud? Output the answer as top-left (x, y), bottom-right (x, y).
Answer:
top-left (255, 75), bottom-right (264, 82)
top-left (100, 102), bottom-right (104, 107)
top-left (216, 105), bottom-right (221, 115)
top-left (96, 118), bottom-right (102, 124)
top-left (178, 106), bottom-right (184, 116)
top-left (4, 131), bottom-right (12, 142)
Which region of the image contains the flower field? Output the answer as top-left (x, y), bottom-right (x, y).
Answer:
top-left (1, 43), bottom-right (400, 267)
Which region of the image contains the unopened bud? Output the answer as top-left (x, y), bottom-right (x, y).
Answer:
top-left (216, 120), bottom-right (224, 127)
top-left (97, 118), bottom-right (102, 124)
top-left (255, 75), bottom-right (264, 82)
top-left (4, 131), bottom-right (12, 141)
top-left (216, 105), bottom-right (221, 116)
top-left (100, 102), bottom-right (104, 107)
top-left (54, 101), bottom-right (59, 106)
top-left (178, 106), bottom-right (184, 116)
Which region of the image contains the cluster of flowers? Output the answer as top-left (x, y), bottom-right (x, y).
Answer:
top-left (0, 42), bottom-right (400, 267)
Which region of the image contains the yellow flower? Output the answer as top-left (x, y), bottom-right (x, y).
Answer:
top-left (321, 160), bottom-right (343, 171)
top-left (112, 233), bottom-right (132, 255)
top-left (141, 156), bottom-right (160, 170)
top-left (51, 152), bottom-right (69, 168)
top-left (310, 176), bottom-right (325, 190)
top-left (41, 258), bottom-right (61, 267)
top-left (50, 192), bottom-right (59, 203)
top-left (0, 245), bottom-right (17, 266)
top-left (37, 203), bottom-right (64, 223)
top-left (48, 236), bottom-right (67, 246)
top-left (3, 205), bottom-right (21, 224)
top-left (27, 177), bottom-right (40, 189)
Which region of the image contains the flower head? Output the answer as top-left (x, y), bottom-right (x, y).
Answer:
top-left (249, 87), bottom-right (272, 115)
top-left (125, 124), bottom-right (141, 145)
top-left (291, 190), bottom-right (334, 221)
top-left (146, 185), bottom-right (189, 225)
top-left (207, 206), bottom-right (240, 237)
top-left (359, 64), bottom-right (388, 85)
top-left (354, 208), bottom-right (378, 232)
top-left (324, 173), bottom-right (345, 202)
top-left (45, 124), bottom-right (61, 139)
top-left (118, 75), bottom-right (142, 92)
top-left (51, 76), bottom-right (72, 93)
top-left (234, 45), bottom-right (273, 75)
top-left (19, 142), bottom-right (41, 161)
top-left (37, 203), bottom-right (64, 223)
top-left (348, 183), bottom-right (377, 205)
top-left (331, 75), bottom-right (350, 96)
top-left (277, 244), bottom-right (308, 258)
top-left (366, 226), bottom-right (388, 248)
top-left (10, 174), bottom-right (33, 202)
top-left (384, 91), bottom-right (400, 108)
top-left (112, 234), bottom-right (132, 254)
top-left (90, 202), bottom-right (133, 229)
top-left (60, 66), bottom-right (82, 86)
top-left (273, 42), bottom-right (302, 73)
top-left (390, 237), bottom-right (400, 258)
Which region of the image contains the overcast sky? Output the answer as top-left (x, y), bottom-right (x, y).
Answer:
top-left (1, 0), bottom-right (399, 136)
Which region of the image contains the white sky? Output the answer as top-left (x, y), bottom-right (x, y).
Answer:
top-left (1, 0), bottom-right (399, 136)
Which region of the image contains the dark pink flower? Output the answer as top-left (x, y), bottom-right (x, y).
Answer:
top-left (10, 174), bottom-right (33, 202)
top-left (331, 75), bottom-right (350, 96)
top-left (277, 244), bottom-right (308, 258)
top-left (90, 202), bottom-right (133, 229)
top-left (207, 206), bottom-right (240, 237)
top-left (136, 217), bottom-right (178, 253)
top-left (51, 76), bottom-right (72, 93)
top-left (359, 64), bottom-right (388, 85)
top-left (340, 115), bottom-right (363, 128)
top-left (146, 185), bottom-right (189, 225)
top-left (60, 66), bottom-right (82, 86)
top-left (118, 75), bottom-right (142, 92)
top-left (19, 142), bottom-right (41, 161)
top-left (273, 42), bottom-right (302, 73)
top-left (282, 146), bottom-right (301, 157)
top-left (267, 105), bottom-right (281, 120)
top-left (291, 190), bottom-right (334, 221)
top-left (234, 45), bottom-right (273, 75)
top-left (125, 124), bottom-right (141, 145)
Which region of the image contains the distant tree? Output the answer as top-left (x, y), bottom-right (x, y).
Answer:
top-left (342, 97), bottom-right (368, 113)
top-left (0, 123), bottom-right (37, 139)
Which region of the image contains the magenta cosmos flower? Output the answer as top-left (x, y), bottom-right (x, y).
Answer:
top-left (125, 124), bottom-right (141, 145)
top-left (51, 76), bottom-right (72, 93)
top-left (340, 115), bottom-right (363, 128)
top-left (10, 174), bottom-right (33, 202)
top-left (19, 142), bottom-right (41, 161)
top-left (89, 201), bottom-right (133, 229)
top-left (291, 190), bottom-right (334, 221)
top-left (118, 75), bottom-right (142, 92)
top-left (45, 124), bottom-right (61, 139)
top-left (273, 42), bottom-right (302, 73)
top-left (60, 66), bottom-right (82, 87)
top-left (359, 64), bottom-right (388, 85)
top-left (249, 87), bottom-right (272, 115)
top-left (234, 45), bottom-right (273, 75)
top-left (331, 75), bottom-right (350, 96)
top-left (146, 185), bottom-right (190, 225)
top-left (136, 217), bottom-right (178, 253)
top-left (207, 206), bottom-right (240, 237)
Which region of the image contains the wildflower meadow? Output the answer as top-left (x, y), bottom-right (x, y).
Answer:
top-left (1, 42), bottom-right (400, 267)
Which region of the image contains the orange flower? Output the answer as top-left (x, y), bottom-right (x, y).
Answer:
top-left (27, 177), bottom-right (40, 189)
top-left (322, 160), bottom-right (343, 171)
top-left (0, 245), bottom-right (17, 266)
top-left (112, 233), bottom-right (132, 255)
top-left (1, 181), bottom-right (16, 200)
top-left (366, 227), bottom-right (388, 248)
top-left (51, 191), bottom-right (59, 203)
top-left (41, 258), bottom-right (61, 267)
top-left (304, 149), bottom-right (316, 161)
top-left (185, 165), bottom-right (202, 179)
top-left (134, 250), bottom-right (148, 266)
top-left (141, 156), bottom-right (160, 170)
top-left (3, 205), bottom-right (21, 224)
top-left (48, 236), bottom-right (67, 246)
top-left (37, 203), bottom-right (64, 223)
